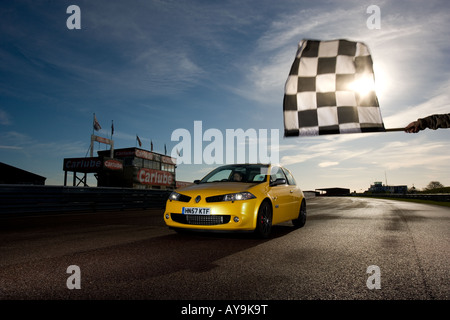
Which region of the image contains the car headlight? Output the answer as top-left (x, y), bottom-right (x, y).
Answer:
top-left (223, 192), bottom-right (256, 202)
top-left (169, 191), bottom-right (180, 201)
top-left (168, 192), bottom-right (191, 202)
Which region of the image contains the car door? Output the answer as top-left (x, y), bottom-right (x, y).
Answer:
top-left (268, 166), bottom-right (292, 224)
top-left (282, 167), bottom-right (302, 220)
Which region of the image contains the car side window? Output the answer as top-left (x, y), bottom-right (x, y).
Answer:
top-left (282, 168), bottom-right (297, 185)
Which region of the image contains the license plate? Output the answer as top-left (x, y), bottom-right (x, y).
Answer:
top-left (182, 207), bottom-right (211, 215)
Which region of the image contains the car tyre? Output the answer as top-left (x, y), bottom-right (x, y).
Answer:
top-left (292, 200), bottom-right (306, 228)
top-left (255, 200), bottom-right (272, 238)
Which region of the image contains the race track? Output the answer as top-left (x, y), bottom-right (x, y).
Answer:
top-left (1, 197), bottom-right (448, 303)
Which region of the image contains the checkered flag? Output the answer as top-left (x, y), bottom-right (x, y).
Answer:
top-left (283, 39), bottom-right (385, 136)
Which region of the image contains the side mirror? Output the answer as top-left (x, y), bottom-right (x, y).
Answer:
top-left (270, 178), bottom-right (286, 187)
top-left (194, 180), bottom-right (201, 184)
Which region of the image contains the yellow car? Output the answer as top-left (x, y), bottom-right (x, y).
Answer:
top-left (164, 164), bottom-right (306, 238)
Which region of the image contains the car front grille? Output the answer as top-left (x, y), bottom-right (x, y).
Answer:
top-left (171, 214), bottom-right (231, 226)
top-left (205, 195), bottom-right (224, 203)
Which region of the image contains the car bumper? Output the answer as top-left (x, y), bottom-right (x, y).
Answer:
top-left (163, 199), bottom-right (259, 231)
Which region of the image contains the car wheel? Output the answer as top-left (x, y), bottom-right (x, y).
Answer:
top-left (292, 200), bottom-right (306, 228)
top-left (255, 200), bottom-right (272, 238)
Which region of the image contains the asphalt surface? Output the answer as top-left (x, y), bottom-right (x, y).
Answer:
top-left (0, 196), bottom-right (449, 303)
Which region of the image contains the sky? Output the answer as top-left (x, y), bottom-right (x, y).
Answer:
top-left (1, 0), bottom-right (449, 192)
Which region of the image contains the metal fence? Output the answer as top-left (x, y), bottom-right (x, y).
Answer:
top-left (0, 185), bottom-right (171, 215)
top-left (354, 193), bottom-right (450, 202)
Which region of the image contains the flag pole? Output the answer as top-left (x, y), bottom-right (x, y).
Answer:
top-left (385, 128), bottom-right (405, 132)
top-left (91, 113), bottom-right (95, 157)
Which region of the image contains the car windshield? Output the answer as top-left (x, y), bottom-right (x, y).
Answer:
top-left (199, 164), bottom-right (269, 184)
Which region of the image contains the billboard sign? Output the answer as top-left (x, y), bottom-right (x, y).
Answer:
top-left (103, 159), bottom-right (123, 171)
top-left (137, 168), bottom-right (174, 186)
top-left (63, 157), bottom-right (102, 173)
top-left (64, 157), bottom-right (123, 173)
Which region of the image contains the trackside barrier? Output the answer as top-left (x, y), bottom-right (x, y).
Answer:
top-left (0, 185), bottom-right (171, 215)
top-left (303, 191), bottom-right (317, 199)
top-left (354, 193), bottom-right (450, 202)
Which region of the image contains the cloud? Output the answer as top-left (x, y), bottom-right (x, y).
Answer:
top-left (383, 80), bottom-right (450, 128)
top-left (283, 132), bottom-right (450, 191)
top-left (0, 2), bottom-right (214, 102)
top-left (0, 131), bottom-right (29, 145)
top-left (0, 130), bottom-right (88, 158)
top-left (318, 161), bottom-right (339, 168)
top-left (131, 48), bottom-right (205, 94)
top-left (0, 109), bottom-right (11, 125)
top-left (233, 5), bottom-right (373, 103)
top-left (279, 130), bottom-right (448, 187)
top-left (280, 133), bottom-right (371, 166)
top-left (368, 138), bottom-right (450, 171)
top-left (232, 1), bottom-right (450, 116)
top-left (0, 145), bottom-right (22, 150)
top-left (281, 150), bottom-right (330, 166)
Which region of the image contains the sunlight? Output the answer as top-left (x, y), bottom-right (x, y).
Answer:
top-left (349, 75), bottom-right (376, 97)
top-left (372, 62), bottom-right (390, 102)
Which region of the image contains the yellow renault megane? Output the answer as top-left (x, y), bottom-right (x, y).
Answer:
top-left (164, 164), bottom-right (306, 238)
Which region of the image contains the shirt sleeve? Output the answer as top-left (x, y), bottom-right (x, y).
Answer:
top-left (418, 113), bottom-right (450, 130)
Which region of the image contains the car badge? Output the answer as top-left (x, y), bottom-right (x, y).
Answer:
top-left (195, 195), bottom-right (201, 203)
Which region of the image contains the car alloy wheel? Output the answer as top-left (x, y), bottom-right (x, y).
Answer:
top-left (255, 201), bottom-right (272, 238)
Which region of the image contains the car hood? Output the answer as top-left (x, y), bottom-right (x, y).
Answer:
top-left (176, 182), bottom-right (260, 196)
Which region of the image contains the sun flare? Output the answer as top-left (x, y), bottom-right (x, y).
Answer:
top-left (350, 76), bottom-right (376, 97)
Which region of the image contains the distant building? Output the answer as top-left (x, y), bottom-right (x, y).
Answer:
top-left (367, 182), bottom-right (407, 194)
top-left (63, 147), bottom-right (193, 190)
top-left (0, 162), bottom-right (46, 185)
top-left (96, 147), bottom-right (177, 190)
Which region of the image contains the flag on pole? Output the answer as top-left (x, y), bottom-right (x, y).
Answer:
top-left (111, 120), bottom-right (114, 137)
top-left (283, 39), bottom-right (385, 137)
top-left (151, 140), bottom-right (153, 152)
top-left (93, 114), bottom-right (102, 131)
top-left (136, 135), bottom-right (142, 147)
top-left (164, 144), bottom-right (167, 155)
